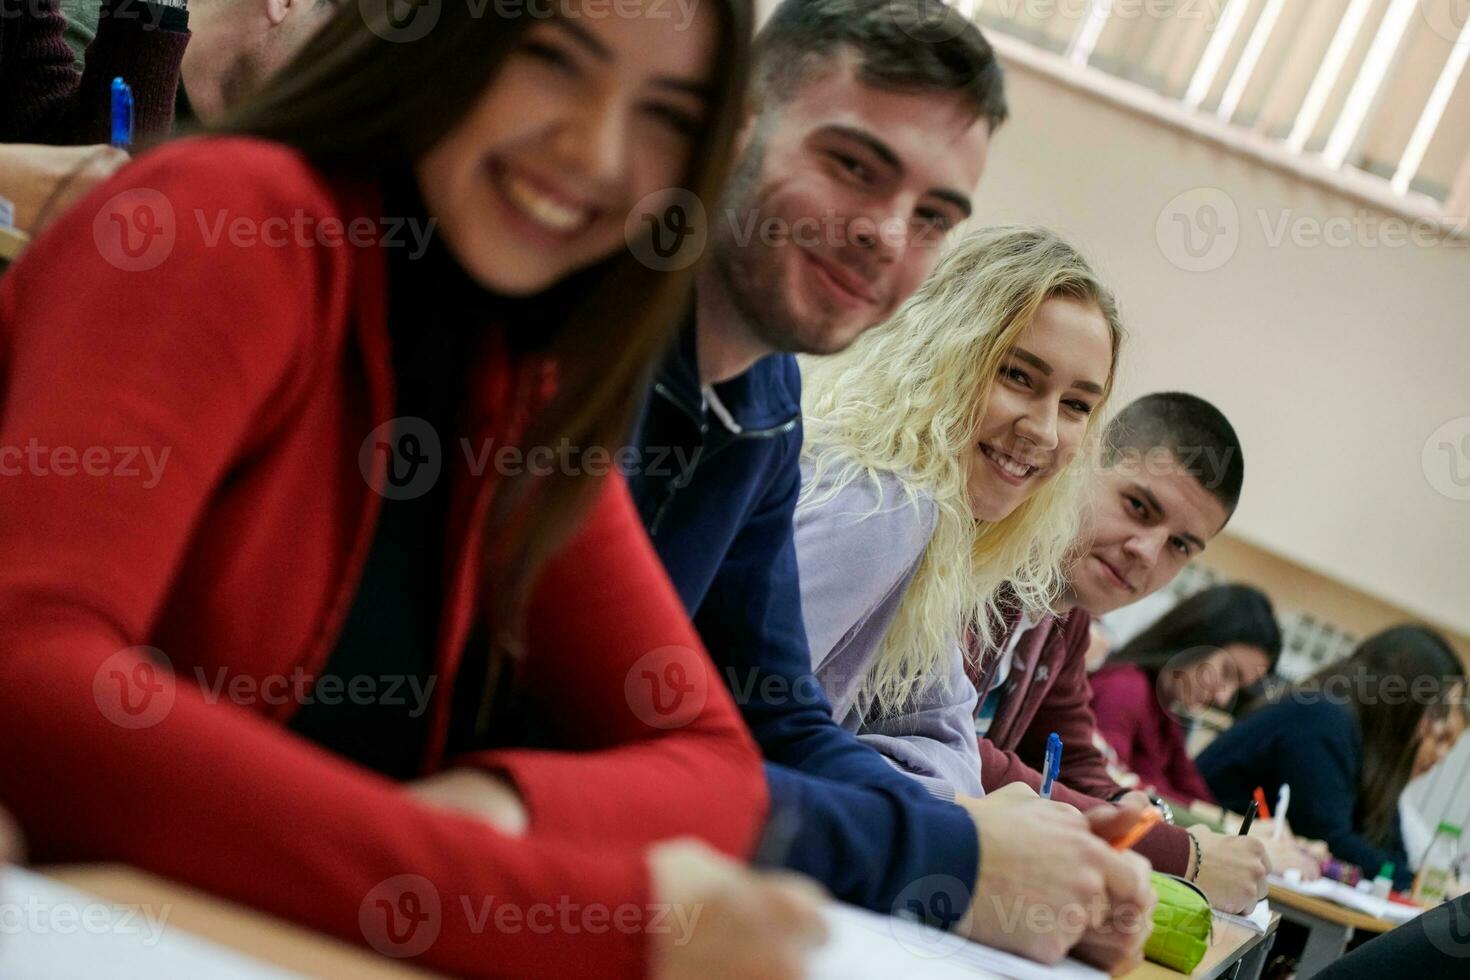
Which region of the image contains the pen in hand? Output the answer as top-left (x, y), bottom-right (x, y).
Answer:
top-left (1238, 798), bottom-right (1259, 836)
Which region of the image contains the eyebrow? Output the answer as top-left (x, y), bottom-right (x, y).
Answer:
top-left (824, 125), bottom-right (973, 219)
top-left (1133, 483), bottom-right (1207, 552)
top-left (1010, 347), bottom-right (1105, 395)
top-left (549, 20), bottom-right (713, 100)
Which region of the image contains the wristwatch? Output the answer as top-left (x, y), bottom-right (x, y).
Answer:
top-left (1148, 793), bottom-right (1176, 825)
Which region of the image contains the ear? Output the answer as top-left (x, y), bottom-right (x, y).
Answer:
top-left (264, 0), bottom-right (294, 28)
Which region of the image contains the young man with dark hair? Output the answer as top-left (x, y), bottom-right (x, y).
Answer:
top-left (630, 0), bottom-right (1154, 971)
top-left (971, 392), bottom-right (1291, 914)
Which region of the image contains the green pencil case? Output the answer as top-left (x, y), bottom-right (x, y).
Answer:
top-left (1144, 872), bottom-right (1211, 973)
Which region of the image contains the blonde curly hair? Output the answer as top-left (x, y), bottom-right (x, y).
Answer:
top-left (800, 226), bottom-right (1125, 715)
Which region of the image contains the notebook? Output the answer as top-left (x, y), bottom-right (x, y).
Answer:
top-left (810, 902), bottom-right (1107, 980)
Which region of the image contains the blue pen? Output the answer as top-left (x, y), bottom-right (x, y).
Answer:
top-left (111, 77), bottom-right (134, 150)
top-left (1040, 732), bottom-right (1062, 799)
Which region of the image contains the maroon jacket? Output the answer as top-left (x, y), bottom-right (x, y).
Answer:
top-left (974, 608), bottom-right (1193, 875)
top-left (0, 0), bottom-right (188, 144)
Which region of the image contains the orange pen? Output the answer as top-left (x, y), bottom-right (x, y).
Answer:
top-left (1108, 806), bottom-right (1162, 851)
top-left (1252, 786), bottom-right (1272, 821)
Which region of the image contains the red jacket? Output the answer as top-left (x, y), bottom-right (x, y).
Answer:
top-left (0, 138), bottom-right (767, 977)
top-left (976, 610), bottom-right (1192, 875)
top-left (1089, 662), bottom-right (1217, 806)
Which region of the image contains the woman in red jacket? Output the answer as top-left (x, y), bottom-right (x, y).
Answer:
top-left (0, 2), bottom-right (827, 977)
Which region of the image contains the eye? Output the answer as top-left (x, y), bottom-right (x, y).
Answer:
top-left (1064, 398), bottom-right (1094, 416)
top-left (1124, 494), bottom-right (1147, 517)
top-left (1170, 536), bottom-right (1191, 557)
top-left (522, 40), bottom-right (579, 76)
top-left (1003, 365), bottom-right (1031, 387)
top-left (915, 207), bottom-right (954, 232)
top-left (644, 103), bottom-right (701, 138)
top-left (832, 152), bottom-right (873, 183)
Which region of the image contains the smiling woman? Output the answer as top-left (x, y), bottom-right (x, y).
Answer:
top-left (794, 226), bottom-right (1124, 784)
top-left (0, 0), bottom-right (837, 977)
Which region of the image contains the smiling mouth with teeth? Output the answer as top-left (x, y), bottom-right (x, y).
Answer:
top-left (498, 168), bottom-right (594, 235)
top-left (981, 444), bottom-right (1039, 480)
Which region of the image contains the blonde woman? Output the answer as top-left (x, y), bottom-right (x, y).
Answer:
top-left (795, 226), bottom-right (1124, 798)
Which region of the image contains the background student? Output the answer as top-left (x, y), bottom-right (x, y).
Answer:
top-left (969, 395), bottom-right (1288, 913)
top-left (0, 2), bottom-right (830, 976)
top-left (1089, 584), bottom-right (1283, 805)
top-left (628, 1), bottom-right (1137, 969)
top-left (796, 226), bottom-right (1157, 973)
top-left (1199, 625), bottom-right (1468, 891)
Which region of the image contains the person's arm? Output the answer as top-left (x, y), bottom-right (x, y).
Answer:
top-left (60, 0), bottom-right (189, 144)
top-left (1011, 614), bottom-right (1128, 801)
top-left (0, 142), bottom-right (749, 977)
top-left (1273, 711), bottom-right (1412, 889)
top-left (856, 641), bottom-right (984, 799)
top-left (685, 435), bottom-right (981, 915)
top-left (0, 0), bottom-right (79, 141)
top-left (976, 737), bottom-right (1194, 876)
top-left (0, 142), bottom-right (128, 234)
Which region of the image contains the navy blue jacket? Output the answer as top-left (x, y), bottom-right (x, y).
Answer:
top-left (628, 324), bottom-right (979, 920)
top-left (1198, 697), bottom-right (1413, 890)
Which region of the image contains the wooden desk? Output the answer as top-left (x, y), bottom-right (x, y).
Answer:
top-left (47, 865), bottom-right (437, 979)
top-left (1265, 884), bottom-right (1397, 979)
top-left (1124, 912), bottom-right (1279, 980)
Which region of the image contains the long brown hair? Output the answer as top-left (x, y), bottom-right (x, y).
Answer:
top-left (218, 0), bottom-right (753, 653)
top-left (1289, 625), bottom-right (1465, 845)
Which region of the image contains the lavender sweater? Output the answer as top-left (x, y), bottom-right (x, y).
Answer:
top-left (795, 456), bottom-right (984, 799)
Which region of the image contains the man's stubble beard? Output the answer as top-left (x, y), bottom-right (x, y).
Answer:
top-left (710, 132), bottom-right (846, 357)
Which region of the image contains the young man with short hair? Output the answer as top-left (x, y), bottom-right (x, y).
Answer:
top-left (630, 1), bottom-right (1153, 970)
top-left (972, 393), bottom-right (1282, 913)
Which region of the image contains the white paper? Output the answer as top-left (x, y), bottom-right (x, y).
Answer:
top-left (1214, 900), bottom-right (1272, 934)
top-left (1269, 873), bottom-right (1423, 924)
top-left (0, 866), bottom-right (298, 979)
top-left (809, 903), bottom-right (1107, 980)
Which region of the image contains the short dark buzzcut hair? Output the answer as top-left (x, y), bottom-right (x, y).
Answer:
top-left (752, 0), bottom-right (1008, 131)
top-left (1103, 392), bottom-right (1245, 519)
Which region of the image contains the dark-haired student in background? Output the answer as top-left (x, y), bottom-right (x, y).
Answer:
top-left (965, 395), bottom-right (1295, 914)
top-left (629, 1), bottom-right (1150, 970)
top-left (1199, 625), bottom-right (1467, 891)
top-left (0, 2), bottom-right (832, 976)
top-left (1090, 583), bottom-right (1283, 805)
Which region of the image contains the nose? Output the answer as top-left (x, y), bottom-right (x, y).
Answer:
top-left (846, 197), bottom-right (912, 266)
top-left (1014, 401), bottom-right (1060, 453)
top-left (1120, 527), bottom-right (1168, 573)
top-left (550, 90), bottom-right (626, 190)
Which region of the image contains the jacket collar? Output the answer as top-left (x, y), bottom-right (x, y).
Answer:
top-left (654, 310), bottom-right (801, 435)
